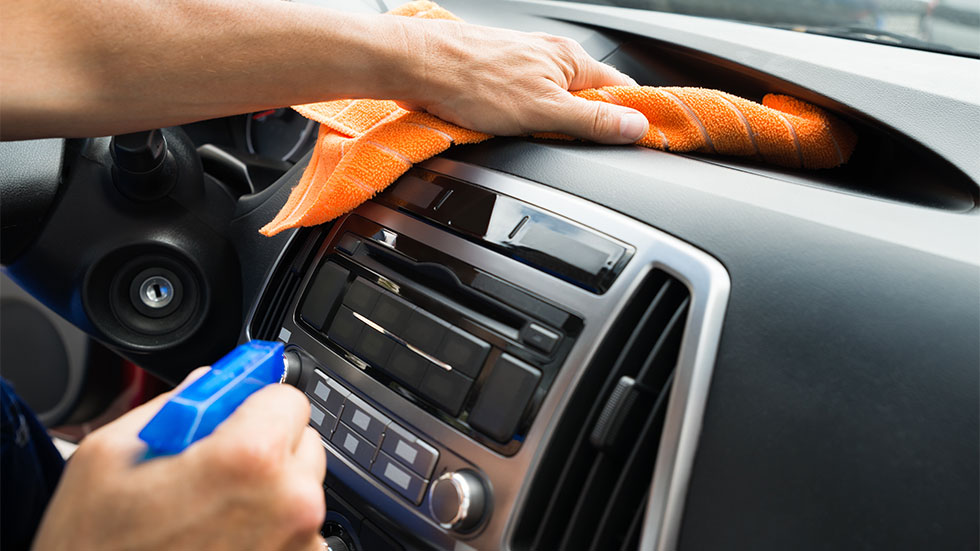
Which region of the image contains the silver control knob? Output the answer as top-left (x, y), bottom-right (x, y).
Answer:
top-left (281, 349), bottom-right (302, 386)
top-left (428, 470), bottom-right (487, 532)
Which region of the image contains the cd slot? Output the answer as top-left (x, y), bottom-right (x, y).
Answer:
top-left (356, 240), bottom-right (525, 341)
top-left (337, 215), bottom-right (581, 339)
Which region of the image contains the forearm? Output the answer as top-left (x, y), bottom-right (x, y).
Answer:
top-left (2, 0), bottom-right (647, 144)
top-left (0, 0), bottom-right (425, 139)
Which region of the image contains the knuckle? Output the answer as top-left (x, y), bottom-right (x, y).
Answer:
top-left (553, 36), bottom-right (577, 57)
top-left (212, 438), bottom-right (281, 481)
top-left (285, 482), bottom-right (326, 532)
top-left (268, 383), bottom-right (309, 411)
top-left (523, 93), bottom-right (569, 133)
top-left (76, 431), bottom-right (119, 461)
top-left (589, 105), bottom-right (615, 139)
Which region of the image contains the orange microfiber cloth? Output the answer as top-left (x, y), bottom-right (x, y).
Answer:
top-left (260, 1), bottom-right (856, 237)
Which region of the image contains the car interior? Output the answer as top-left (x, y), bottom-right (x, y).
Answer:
top-left (0, 0), bottom-right (977, 550)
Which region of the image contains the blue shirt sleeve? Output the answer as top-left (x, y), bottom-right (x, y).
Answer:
top-left (1, 378), bottom-right (65, 550)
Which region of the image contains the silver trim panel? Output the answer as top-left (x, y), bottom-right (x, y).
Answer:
top-left (257, 158), bottom-right (730, 550)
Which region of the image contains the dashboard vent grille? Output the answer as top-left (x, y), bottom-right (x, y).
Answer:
top-left (515, 269), bottom-right (690, 551)
top-left (252, 270), bottom-right (300, 341)
top-left (250, 230), bottom-right (321, 340)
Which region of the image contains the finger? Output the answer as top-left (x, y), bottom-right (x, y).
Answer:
top-left (305, 535), bottom-right (327, 551)
top-left (548, 94), bottom-right (649, 144)
top-left (282, 527), bottom-right (326, 551)
top-left (570, 58), bottom-right (638, 91)
top-left (393, 100), bottom-right (424, 112)
top-left (209, 384), bottom-right (311, 452)
top-left (92, 366), bottom-right (212, 439)
top-left (294, 426), bottom-right (327, 482)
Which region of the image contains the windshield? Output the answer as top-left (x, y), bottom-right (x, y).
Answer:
top-left (560, 0), bottom-right (980, 57)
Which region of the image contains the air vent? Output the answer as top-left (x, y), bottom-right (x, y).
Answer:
top-left (250, 230), bottom-right (322, 340)
top-left (514, 269), bottom-right (690, 551)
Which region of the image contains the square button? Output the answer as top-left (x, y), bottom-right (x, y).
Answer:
top-left (371, 451), bottom-right (427, 504)
top-left (305, 370), bottom-right (348, 416)
top-left (370, 292), bottom-right (414, 335)
top-left (327, 306), bottom-right (365, 351)
top-left (418, 365), bottom-right (473, 416)
top-left (331, 423), bottom-right (376, 470)
top-left (309, 403), bottom-right (339, 437)
top-left (355, 327), bottom-right (395, 368)
top-left (384, 346), bottom-right (428, 389)
top-left (468, 354), bottom-right (541, 443)
top-left (335, 233), bottom-right (361, 255)
top-left (343, 278), bottom-right (381, 315)
top-left (339, 394), bottom-right (390, 445)
top-left (522, 322), bottom-right (561, 354)
top-left (401, 309), bottom-right (447, 356)
top-left (299, 263), bottom-right (349, 330)
top-left (436, 328), bottom-right (490, 378)
top-left (380, 423), bottom-right (439, 479)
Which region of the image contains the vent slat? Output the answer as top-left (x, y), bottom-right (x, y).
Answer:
top-left (531, 277), bottom-right (675, 549)
top-left (589, 373), bottom-right (674, 551)
top-left (516, 269), bottom-right (692, 551)
top-left (559, 450), bottom-right (626, 550)
top-left (622, 493), bottom-right (650, 551)
top-left (250, 230), bottom-right (323, 341)
top-left (530, 410), bottom-right (602, 548)
top-left (635, 296), bottom-right (690, 388)
top-left (255, 272), bottom-right (299, 340)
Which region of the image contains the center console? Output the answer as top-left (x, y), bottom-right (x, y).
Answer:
top-left (248, 158), bottom-right (730, 550)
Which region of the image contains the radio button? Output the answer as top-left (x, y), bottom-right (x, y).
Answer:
top-left (380, 423), bottom-right (439, 479)
top-left (385, 346), bottom-right (429, 388)
top-left (437, 328), bottom-right (489, 378)
top-left (370, 292), bottom-right (414, 335)
top-left (300, 262), bottom-right (349, 330)
top-left (342, 278), bottom-right (380, 316)
top-left (340, 394), bottom-right (390, 445)
top-left (309, 403), bottom-right (339, 437)
top-left (402, 309), bottom-right (447, 356)
top-left (327, 306), bottom-right (365, 351)
top-left (521, 323), bottom-right (561, 354)
top-left (372, 451), bottom-right (427, 504)
top-left (469, 354), bottom-right (541, 443)
top-left (306, 370), bottom-right (349, 416)
top-left (335, 233), bottom-right (362, 256)
top-left (418, 366), bottom-right (473, 416)
top-left (355, 326), bottom-right (395, 368)
top-left (332, 423), bottom-right (376, 470)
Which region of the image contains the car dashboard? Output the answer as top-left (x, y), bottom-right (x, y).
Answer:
top-left (250, 156), bottom-right (729, 550)
top-left (1, 0), bottom-right (977, 550)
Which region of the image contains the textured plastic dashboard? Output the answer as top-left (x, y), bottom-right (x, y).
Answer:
top-left (271, 1), bottom-right (979, 549)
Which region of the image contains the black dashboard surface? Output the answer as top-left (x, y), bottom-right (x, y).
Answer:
top-left (5, 0), bottom-right (976, 549)
top-left (420, 1), bottom-right (979, 548)
top-left (447, 139), bottom-right (979, 549)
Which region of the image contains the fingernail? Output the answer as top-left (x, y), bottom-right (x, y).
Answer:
top-left (619, 112), bottom-right (648, 141)
top-left (625, 76), bottom-right (639, 87)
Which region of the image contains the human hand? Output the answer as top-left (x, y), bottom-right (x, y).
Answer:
top-left (32, 368), bottom-right (327, 551)
top-left (392, 18), bottom-right (649, 144)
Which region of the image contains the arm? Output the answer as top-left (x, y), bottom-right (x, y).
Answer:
top-left (0, 0), bottom-right (648, 143)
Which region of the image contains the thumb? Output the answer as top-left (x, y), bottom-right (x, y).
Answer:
top-left (551, 94), bottom-right (649, 144)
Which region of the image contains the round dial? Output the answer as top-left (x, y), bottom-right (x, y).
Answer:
top-left (428, 470), bottom-right (487, 532)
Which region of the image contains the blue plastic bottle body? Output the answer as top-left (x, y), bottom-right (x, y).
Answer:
top-left (138, 340), bottom-right (285, 455)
